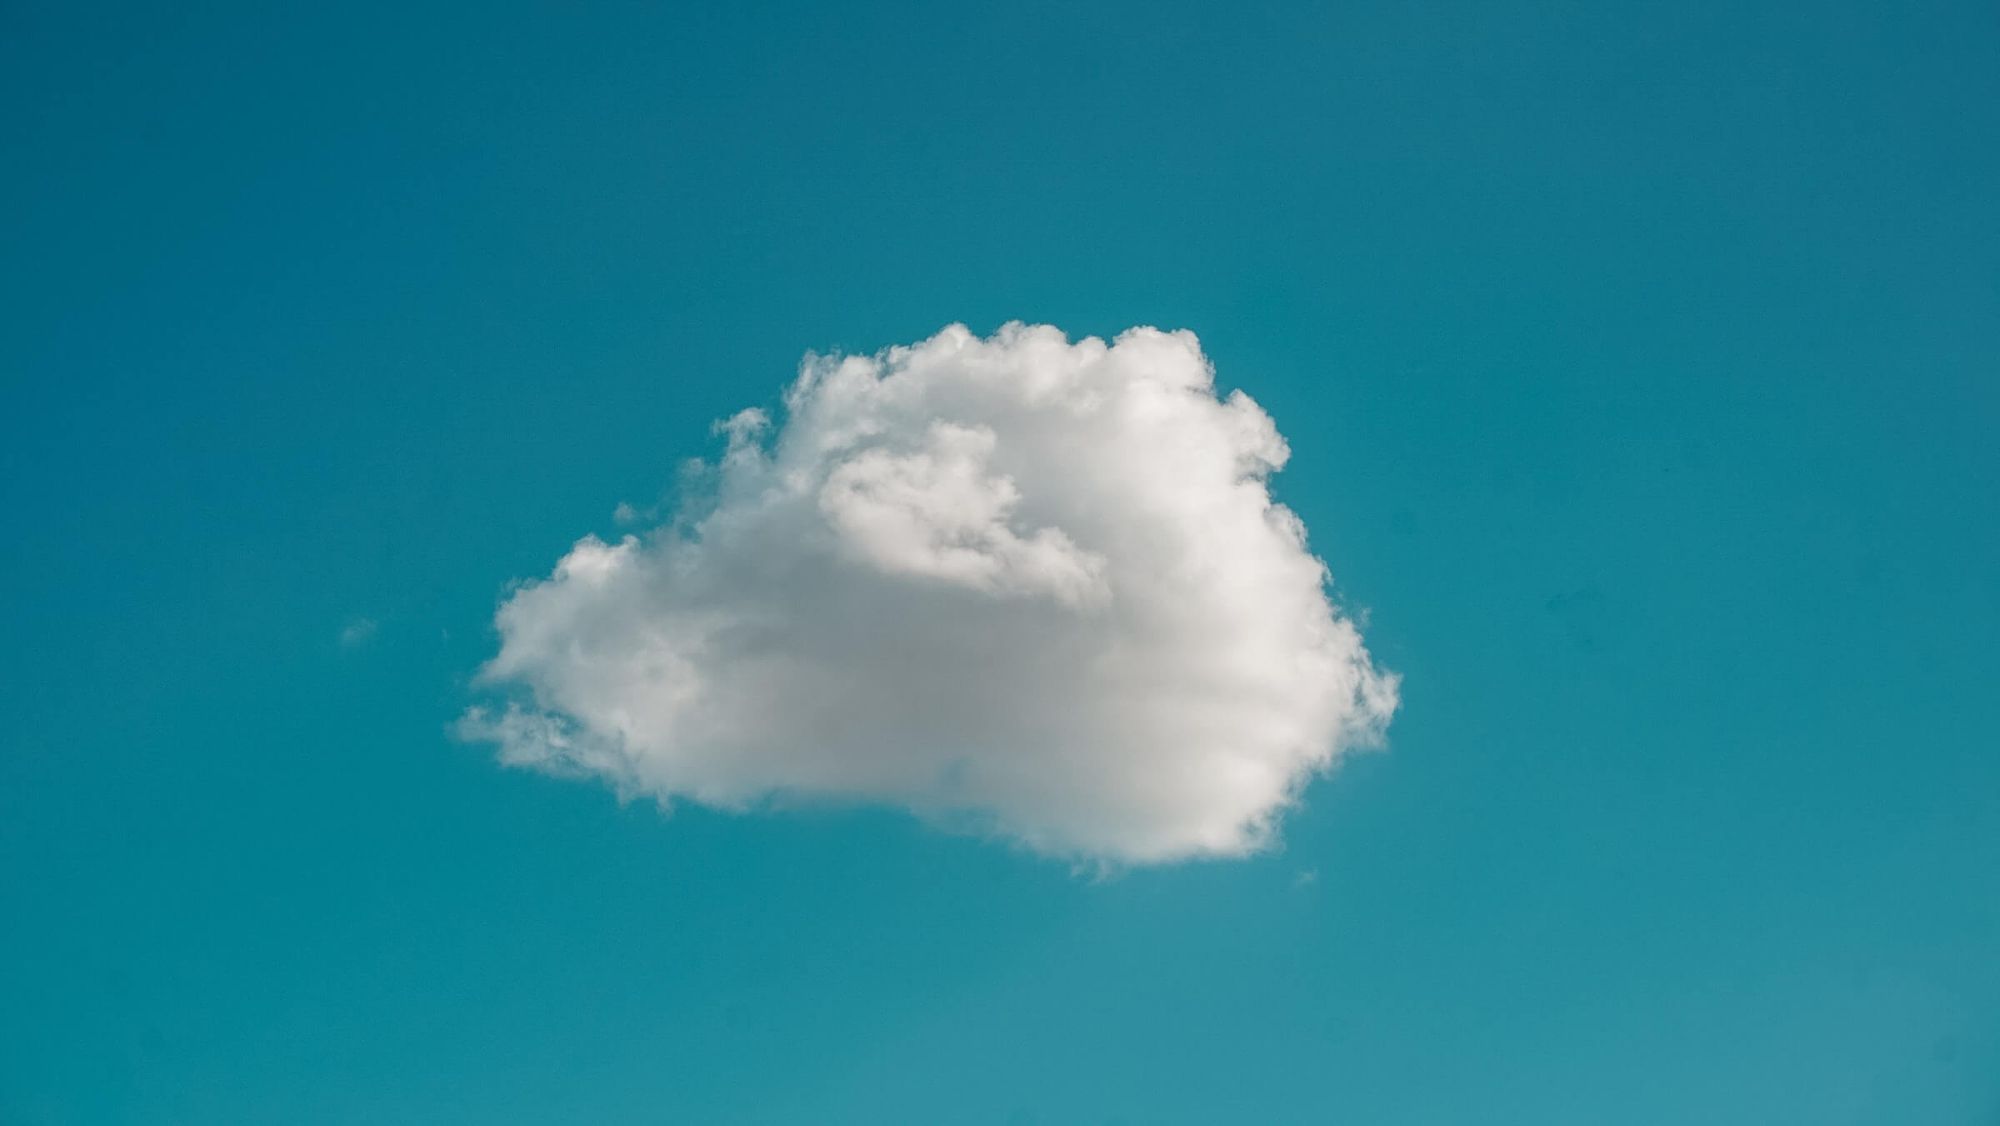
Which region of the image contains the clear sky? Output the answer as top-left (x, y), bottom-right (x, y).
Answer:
top-left (4, 0), bottom-right (1997, 1122)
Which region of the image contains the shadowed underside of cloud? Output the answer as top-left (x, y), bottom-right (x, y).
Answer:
top-left (462, 324), bottom-right (1397, 865)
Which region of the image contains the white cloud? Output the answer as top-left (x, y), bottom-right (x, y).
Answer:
top-left (461, 323), bottom-right (1397, 864)
top-left (339, 617), bottom-right (378, 648)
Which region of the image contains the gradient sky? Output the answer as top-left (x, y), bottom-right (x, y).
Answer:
top-left (4, 0), bottom-right (1997, 1122)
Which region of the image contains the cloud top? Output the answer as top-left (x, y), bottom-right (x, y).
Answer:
top-left (463, 323), bottom-right (1397, 864)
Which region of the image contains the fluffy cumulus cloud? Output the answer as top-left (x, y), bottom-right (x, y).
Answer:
top-left (462, 324), bottom-right (1397, 864)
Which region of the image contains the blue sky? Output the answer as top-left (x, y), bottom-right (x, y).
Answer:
top-left (4, 0), bottom-right (1997, 1122)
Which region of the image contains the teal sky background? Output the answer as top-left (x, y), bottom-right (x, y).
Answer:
top-left (4, 0), bottom-right (1997, 1122)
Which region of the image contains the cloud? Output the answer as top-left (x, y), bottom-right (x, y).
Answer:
top-left (461, 324), bottom-right (1397, 864)
top-left (339, 617), bottom-right (378, 648)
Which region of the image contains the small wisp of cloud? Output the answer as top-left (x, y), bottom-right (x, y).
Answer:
top-left (339, 617), bottom-right (378, 649)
